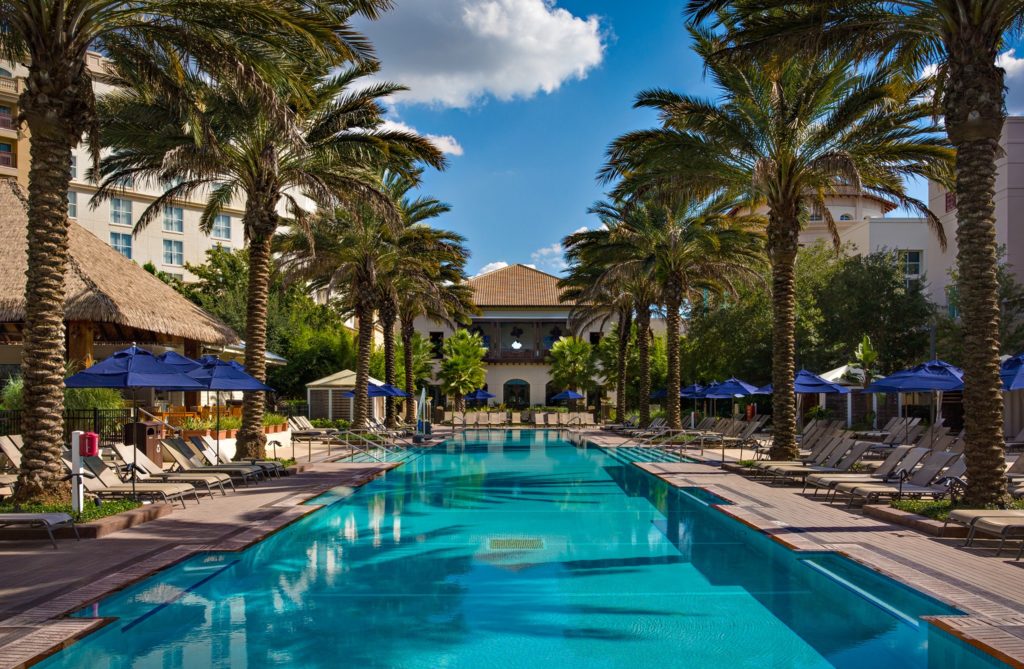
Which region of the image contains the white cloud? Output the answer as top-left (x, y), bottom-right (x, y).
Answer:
top-left (999, 49), bottom-right (1024, 114)
top-left (474, 260), bottom-right (509, 276)
top-left (359, 0), bottom-right (606, 108)
top-left (530, 241), bottom-right (567, 273)
top-left (380, 120), bottom-right (464, 156)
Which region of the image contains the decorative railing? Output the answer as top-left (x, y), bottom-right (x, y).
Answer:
top-left (0, 408), bottom-right (136, 443)
top-left (0, 78), bottom-right (16, 95)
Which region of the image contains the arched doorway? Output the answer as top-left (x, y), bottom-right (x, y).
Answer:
top-left (503, 379), bottom-right (529, 408)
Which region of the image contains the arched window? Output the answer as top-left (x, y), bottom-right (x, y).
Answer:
top-left (503, 379), bottom-right (530, 408)
top-left (0, 68), bottom-right (11, 78)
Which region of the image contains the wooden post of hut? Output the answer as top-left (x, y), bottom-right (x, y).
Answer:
top-left (67, 321), bottom-right (94, 370)
top-left (184, 339), bottom-right (202, 409)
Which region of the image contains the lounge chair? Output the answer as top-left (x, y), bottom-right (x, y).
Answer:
top-left (110, 443), bottom-right (234, 497)
top-left (1004, 456), bottom-right (1024, 483)
top-left (0, 513), bottom-right (78, 549)
top-left (193, 436), bottom-right (285, 477)
top-left (804, 446), bottom-right (930, 498)
top-left (753, 432), bottom-right (846, 472)
top-left (74, 455), bottom-right (200, 508)
top-left (288, 416), bottom-right (336, 438)
top-left (834, 452), bottom-right (963, 505)
top-left (950, 510), bottom-right (1024, 559)
top-left (767, 440), bottom-right (873, 484)
top-left (162, 439), bottom-right (264, 485)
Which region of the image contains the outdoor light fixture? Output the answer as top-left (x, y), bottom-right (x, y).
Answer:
top-left (510, 326), bottom-right (524, 349)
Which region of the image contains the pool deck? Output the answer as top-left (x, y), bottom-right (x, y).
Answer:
top-left (582, 429), bottom-right (1024, 667)
top-left (0, 460), bottom-right (397, 669)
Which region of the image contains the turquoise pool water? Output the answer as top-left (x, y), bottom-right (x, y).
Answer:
top-left (39, 430), bottom-right (1008, 668)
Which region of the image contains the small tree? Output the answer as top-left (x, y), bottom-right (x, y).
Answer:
top-left (548, 337), bottom-right (598, 399)
top-left (847, 335), bottom-right (880, 425)
top-left (438, 330), bottom-right (487, 412)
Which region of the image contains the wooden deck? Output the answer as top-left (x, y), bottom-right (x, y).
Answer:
top-left (588, 432), bottom-right (1024, 667)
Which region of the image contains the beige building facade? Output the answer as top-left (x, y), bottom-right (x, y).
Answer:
top-left (0, 56), bottom-right (246, 282)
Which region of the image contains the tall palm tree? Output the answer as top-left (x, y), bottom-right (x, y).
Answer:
top-left (685, 0), bottom-right (1021, 509)
top-left (438, 330), bottom-right (487, 412)
top-left (95, 63), bottom-right (443, 455)
top-left (582, 198), bottom-right (764, 429)
top-left (375, 172), bottom-right (469, 428)
top-left (1, 1), bottom-right (375, 502)
top-left (601, 31), bottom-right (952, 458)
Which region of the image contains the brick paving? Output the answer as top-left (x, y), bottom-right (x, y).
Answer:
top-left (0, 461), bottom-right (395, 668)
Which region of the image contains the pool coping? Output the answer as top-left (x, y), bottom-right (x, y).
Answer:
top-left (602, 446), bottom-right (1024, 668)
top-left (0, 462), bottom-right (400, 669)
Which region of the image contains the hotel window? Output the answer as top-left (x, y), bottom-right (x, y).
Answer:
top-left (808, 204), bottom-right (823, 222)
top-left (429, 332), bottom-right (444, 359)
top-left (67, 191), bottom-right (77, 219)
top-left (212, 214), bottom-right (231, 240)
top-left (110, 197), bottom-right (133, 226)
top-left (69, 155), bottom-right (76, 179)
top-left (839, 214), bottom-right (852, 221)
top-left (163, 205), bottom-right (183, 233)
top-left (0, 105), bottom-right (12, 130)
top-left (902, 250), bottom-right (923, 289)
top-left (115, 174), bottom-right (135, 189)
top-left (110, 232), bottom-right (132, 258)
top-left (0, 142), bottom-right (12, 167)
top-left (945, 190), bottom-right (956, 212)
top-left (163, 239), bottom-right (184, 266)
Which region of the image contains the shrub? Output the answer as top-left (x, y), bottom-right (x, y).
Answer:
top-left (1, 377), bottom-right (124, 411)
top-left (179, 416), bottom-right (214, 431)
top-left (262, 412), bottom-right (287, 426)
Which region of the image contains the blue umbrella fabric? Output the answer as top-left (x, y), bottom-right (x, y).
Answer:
top-left (381, 384), bottom-right (410, 398)
top-left (702, 377), bottom-right (757, 399)
top-left (187, 357), bottom-right (273, 392)
top-left (649, 389), bottom-right (668, 400)
top-left (794, 369), bottom-right (850, 394)
top-left (680, 384), bottom-right (705, 398)
top-left (66, 345), bottom-right (205, 391)
top-left (465, 389), bottom-right (496, 401)
top-left (864, 360), bottom-right (963, 393)
top-left (341, 383), bottom-right (396, 399)
top-left (551, 390), bottom-right (585, 401)
top-left (156, 350), bottom-right (202, 372)
top-left (753, 384), bottom-right (773, 395)
top-left (1001, 353), bottom-right (1024, 391)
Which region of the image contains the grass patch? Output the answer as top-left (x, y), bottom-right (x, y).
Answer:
top-left (0, 499), bottom-right (142, 523)
top-left (890, 498), bottom-right (1024, 522)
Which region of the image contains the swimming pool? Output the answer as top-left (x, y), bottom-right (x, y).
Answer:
top-left (38, 430), bottom-right (1008, 668)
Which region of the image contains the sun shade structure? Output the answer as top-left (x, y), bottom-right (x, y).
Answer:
top-left (465, 389), bottom-right (496, 401)
top-left (156, 350), bottom-right (203, 373)
top-left (754, 370), bottom-right (850, 395)
top-left (0, 180), bottom-right (237, 355)
top-left (550, 390), bottom-right (585, 401)
top-left (864, 360), bottom-right (964, 393)
top-left (701, 378), bottom-right (757, 398)
top-left (1001, 353), bottom-right (1024, 391)
top-left (341, 383), bottom-right (407, 399)
top-left (680, 384), bottom-right (705, 398)
top-left (188, 356), bottom-right (273, 460)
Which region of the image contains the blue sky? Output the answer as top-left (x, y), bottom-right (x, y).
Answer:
top-left (357, 1), bottom-right (1024, 277)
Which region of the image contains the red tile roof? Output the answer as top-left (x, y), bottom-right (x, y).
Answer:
top-left (467, 264), bottom-right (568, 307)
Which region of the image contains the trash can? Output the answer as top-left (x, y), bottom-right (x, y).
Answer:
top-left (124, 421), bottom-right (162, 464)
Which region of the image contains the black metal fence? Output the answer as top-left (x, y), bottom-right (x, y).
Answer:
top-left (0, 408), bottom-right (135, 444)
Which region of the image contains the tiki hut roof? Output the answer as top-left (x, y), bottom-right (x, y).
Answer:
top-left (0, 179), bottom-right (238, 345)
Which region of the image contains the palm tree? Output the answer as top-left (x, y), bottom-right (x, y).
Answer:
top-left (684, 0), bottom-right (1019, 509)
top-left (96, 63), bottom-right (443, 455)
top-left (601, 31), bottom-right (952, 458)
top-left (581, 198), bottom-right (764, 429)
top-left (375, 172), bottom-right (469, 428)
top-left (438, 330), bottom-right (487, 412)
top-left (559, 263), bottom-right (633, 422)
top-left (547, 336), bottom-right (598, 402)
top-left (1, 0), bottom-right (376, 502)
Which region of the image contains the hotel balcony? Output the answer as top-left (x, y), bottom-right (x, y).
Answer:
top-left (483, 347), bottom-right (550, 363)
top-left (0, 76), bottom-right (19, 102)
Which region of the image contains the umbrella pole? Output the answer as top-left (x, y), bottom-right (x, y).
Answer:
top-left (132, 387), bottom-right (138, 501)
top-left (216, 391), bottom-right (221, 464)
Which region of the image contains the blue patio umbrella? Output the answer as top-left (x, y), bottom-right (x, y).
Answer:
top-left (381, 384), bottom-right (410, 398)
top-left (465, 389), bottom-right (495, 406)
top-left (753, 384), bottom-right (773, 395)
top-left (66, 345), bottom-right (205, 498)
top-left (703, 377), bottom-right (758, 399)
top-left (649, 388), bottom-right (668, 400)
top-left (156, 350), bottom-right (202, 372)
top-left (865, 360), bottom-right (963, 442)
top-left (1001, 353), bottom-right (1024, 391)
top-left (341, 383), bottom-right (396, 399)
top-left (551, 390), bottom-right (584, 402)
top-left (680, 384), bottom-right (705, 398)
top-left (187, 356), bottom-right (273, 461)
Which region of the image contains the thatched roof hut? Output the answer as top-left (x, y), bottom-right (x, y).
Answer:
top-left (0, 179), bottom-right (237, 360)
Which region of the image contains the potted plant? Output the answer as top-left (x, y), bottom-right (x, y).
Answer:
top-left (179, 416), bottom-right (213, 440)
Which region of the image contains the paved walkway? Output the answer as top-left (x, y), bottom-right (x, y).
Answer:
top-left (0, 460), bottom-right (396, 668)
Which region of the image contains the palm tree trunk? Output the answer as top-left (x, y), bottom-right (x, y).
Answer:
top-left (402, 320), bottom-right (416, 424)
top-left (768, 215), bottom-right (799, 460)
top-left (236, 229), bottom-right (272, 460)
top-left (665, 287), bottom-right (682, 430)
top-left (945, 46), bottom-right (1008, 505)
top-left (353, 304), bottom-right (373, 430)
top-left (380, 302), bottom-right (397, 429)
top-left (13, 133), bottom-right (73, 504)
top-left (615, 310), bottom-right (632, 423)
top-left (636, 308), bottom-right (651, 426)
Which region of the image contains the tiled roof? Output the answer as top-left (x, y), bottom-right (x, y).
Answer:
top-left (467, 264), bottom-right (568, 307)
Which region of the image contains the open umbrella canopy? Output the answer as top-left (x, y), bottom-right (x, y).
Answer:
top-left (66, 345), bottom-right (205, 390)
top-left (864, 360), bottom-right (963, 393)
top-left (702, 377), bottom-right (757, 399)
top-left (551, 390), bottom-right (584, 401)
top-left (1001, 353), bottom-right (1024, 391)
top-left (341, 383), bottom-right (406, 399)
top-left (381, 383), bottom-right (410, 398)
top-left (156, 350), bottom-right (202, 372)
top-left (465, 389), bottom-right (495, 401)
top-left (755, 370), bottom-right (850, 396)
top-left (187, 357), bottom-right (273, 392)
top-left (681, 383), bottom-right (706, 398)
